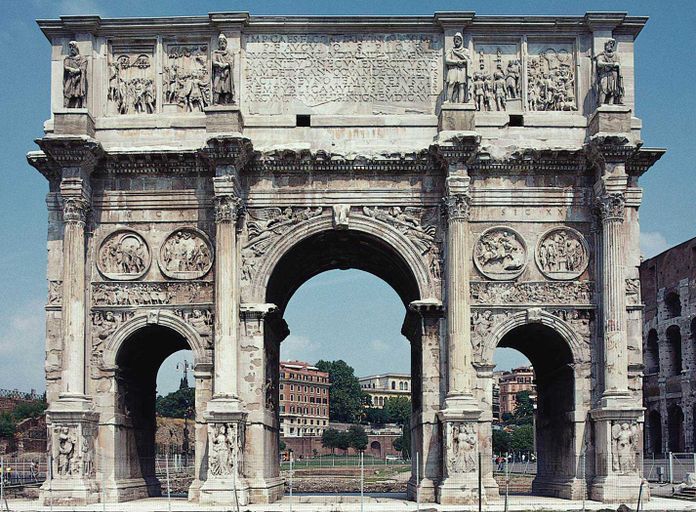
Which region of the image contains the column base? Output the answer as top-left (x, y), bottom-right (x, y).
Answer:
top-left (407, 476), bottom-right (437, 502)
top-left (247, 475), bottom-right (285, 503)
top-left (437, 474), bottom-right (485, 505)
top-left (40, 477), bottom-right (99, 506)
top-left (199, 477), bottom-right (250, 506)
top-left (590, 474), bottom-right (646, 503)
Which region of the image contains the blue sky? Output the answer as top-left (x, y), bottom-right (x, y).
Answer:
top-left (0, 0), bottom-right (693, 394)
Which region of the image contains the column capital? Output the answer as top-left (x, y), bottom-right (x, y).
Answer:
top-left (200, 135), bottom-right (254, 176)
top-left (444, 169), bottom-right (472, 221)
top-left (409, 298), bottom-right (444, 318)
top-left (595, 192), bottom-right (626, 222)
top-left (35, 136), bottom-right (103, 175)
top-left (61, 196), bottom-right (90, 224)
top-left (214, 194), bottom-right (243, 224)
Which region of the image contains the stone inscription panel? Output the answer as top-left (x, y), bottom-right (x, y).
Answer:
top-left (243, 33), bottom-right (442, 115)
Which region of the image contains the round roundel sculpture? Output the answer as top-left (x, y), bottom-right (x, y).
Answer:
top-left (97, 230), bottom-right (150, 280)
top-left (473, 226), bottom-right (527, 280)
top-left (535, 227), bottom-right (589, 280)
top-left (159, 228), bottom-right (214, 280)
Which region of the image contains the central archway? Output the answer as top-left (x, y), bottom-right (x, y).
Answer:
top-left (256, 226), bottom-right (439, 502)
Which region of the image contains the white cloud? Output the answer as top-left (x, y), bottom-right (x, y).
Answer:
top-left (281, 334), bottom-right (318, 361)
top-left (0, 299), bottom-right (46, 392)
top-left (368, 339), bottom-right (390, 352)
top-left (640, 231), bottom-right (670, 259)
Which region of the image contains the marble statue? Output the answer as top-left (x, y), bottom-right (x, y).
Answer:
top-left (594, 38), bottom-right (624, 105)
top-left (63, 41), bottom-right (87, 108)
top-left (212, 34), bottom-right (235, 105)
top-left (444, 33), bottom-right (471, 103)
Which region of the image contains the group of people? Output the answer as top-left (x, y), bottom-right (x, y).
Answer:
top-left (538, 231), bottom-right (585, 274)
top-left (108, 55), bottom-right (156, 115)
top-left (99, 234), bottom-right (148, 276)
top-left (527, 57), bottom-right (576, 111)
top-left (162, 231), bottom-right (211, 274)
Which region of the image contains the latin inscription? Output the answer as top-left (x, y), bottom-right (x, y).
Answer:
top-left (243, 33), bottom-right (442, 108)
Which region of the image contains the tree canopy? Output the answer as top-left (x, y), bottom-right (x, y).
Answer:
top-left (316, 360), bottom-right (369, 423)
top-left (512, 390), bottom-right (534, 425)
top-left (155, 387), bottom-right (195, 418)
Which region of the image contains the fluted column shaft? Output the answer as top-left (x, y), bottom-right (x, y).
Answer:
top-left (61, 195), bottom-right (90, 396)
top-left (213, 192), bottom-right (242, 398)
top-left (598, 192), bottom-right (629, 396)
top-left (444, 172), bottom-right (473, 398)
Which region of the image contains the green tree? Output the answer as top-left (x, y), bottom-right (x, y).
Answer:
top-left (321, 428), bottom-right (340, 454)
top-left (492, 428), bottom-right (511, 454)
top-left (13, 399), bottom-right (47, 421)
top-left (364, 406), bottom-right (388, 425)
top-left (513, 390), bottom-right (534, 425)
top-left (0, 412), bottom-right (15, 438)
top-left (335, 430), bottom-right (351, 454)
top-left (155, 387), bottom-right (195, 418)
top-left (348, 424), bottom-right (368, 453)
top-left (279, 439), bottom-right (287, 452)
top-left (392, 424), bottom-right (411, 459)
top-left (510, 424), bottom-right (534, 453)
top-left (384, 396), bottom-right (411, 425)
top-left (316, 360), bottom-right (368, 423)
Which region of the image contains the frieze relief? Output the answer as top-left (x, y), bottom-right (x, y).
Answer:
top-left (163, 43), bottom-right (210, 112)
top-left (471, 281), bottom-right (592, 305)
top-left (48, 280), bottom-right (62, 306)
top-left (159, 229), bottom-right (214, 280)
top-left (92, 281), bottom-right (213, 306)
top-left (97, 230), bottom-right (150, 280)
top-left (535, 228), bottom-right (589, 280)
top-left (527, 44), bottom-right (577, 111)
top-left (108, 44), bottom-right (156, 115)
top-left (473, 227), bottom-right (527, 280)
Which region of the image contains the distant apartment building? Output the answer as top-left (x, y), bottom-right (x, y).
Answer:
top-left (496, 366), bottom-right (535, 418)
top-left (279, 361), bottom-right (330, 437)
top-left (641, 237), bottom-right (696, 454)
top-left (359, 373), bottom-right (411, 407)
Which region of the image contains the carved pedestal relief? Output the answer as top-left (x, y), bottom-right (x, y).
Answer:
top-left (108, 43), bottom-right (156, 115)
top-left (207, 422), bottom-right (242, 477)
top-left (97, 230), bottom-right (150, 280)
top-left (445, 422), bottom-right (478, 475)
top-left (164, 44), bottom-right (210, 112)
top-left (611, 421), bottom-right (638, 473)
top-left (51, 423), bottom-right (96, 479)
top-left (48, 280), bottom-right (62, 306)
top-left (159, 229), bottom-right (213, 280)
top-left (535, 227), bottom-right (589, 280)
top-left (527, 44), bottom-right (577, 112)
top-left (472, 43), bottom-right (521, 112)
top-left (473, 227), bottom-right (527, 280)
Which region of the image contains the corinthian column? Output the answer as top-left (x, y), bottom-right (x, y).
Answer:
top-left (596, 192), bottom-right (629, 397)
top-left (213, 191), bottom-right (242, 398)
top-left (443, 171), bottom-right (474, 403)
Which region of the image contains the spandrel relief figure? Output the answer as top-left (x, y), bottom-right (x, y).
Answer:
top-left (212, 34), bottom-right (235, 105)
top-left (444, 32), bottom-right (471, 103)
top-left (159, 229), bottom-right (213, 280)
top-left (63, 41), bottom-right (87, 108)
top-left (594, 38), bottom-right (624, 105)
top-left (612, 422), bottom-right (638, 473)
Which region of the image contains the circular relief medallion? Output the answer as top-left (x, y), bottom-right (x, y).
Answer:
top-left (473, 227), bottom-right (527, 280)
top-left (159, 228), bottom-right (214, 280)
top-left (97, 230), bottom-right (150, 280)
top-left (535, 227), bottom-right (589, 280)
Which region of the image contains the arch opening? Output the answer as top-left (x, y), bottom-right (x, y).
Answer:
top-left (666, 325), bottom-right (683, 376)
top-left (645, 329), bottom-right (659, 375)
top-left (265, 229), bottom-right (423, 497)
top-left (667, 404), bottom-right (685, 453)
top-left (115, 325), bottom-right (195, 497)
top-left (492, 323), bottom-right (576, 497)
top-left (647, 410), bottom-right (662, 456)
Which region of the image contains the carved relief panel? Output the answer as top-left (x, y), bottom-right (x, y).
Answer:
top-left (51, 423), bottom-right (96, 479)
top-left (163, 43), bottom-right (210, 112)
top-left (527, 42), bottom-right (577, 112)
top-left (159, 228), bottom-right (214, 280)
top-left (107, 42), bottom-right (156, 115)
top-left (611, 421), bottom-right (638, 473)
top-left (472, 42), bottom-right (521, 112)
top-left (97, 230), bottom-right (150, 280)
top-left (473, 227), bottom-right (527, 280)
top-left (207, 422), bottom-right (242, 477)
top-left (535, 227), bottom-right (589, 280)
top-left (445, 421), bottom-right (478, 475)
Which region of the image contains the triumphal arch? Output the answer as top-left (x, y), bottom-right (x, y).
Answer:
top-left (29, 11), bottom-right (664, 506)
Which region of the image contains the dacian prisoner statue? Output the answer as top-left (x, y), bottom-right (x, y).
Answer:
top-left (28, 10), bottom-right (663, 508)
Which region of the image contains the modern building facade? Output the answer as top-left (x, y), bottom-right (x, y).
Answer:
top-left (641, 236), bottom-right (696, 455)
top-left (28, 10), bottom-right (663, 507)
top-left (496, 367), bottom-right (536, 418)
top-left (360, 373), bottom-right (411, 407)
top-left (279, 361), bottom-right (330, 437)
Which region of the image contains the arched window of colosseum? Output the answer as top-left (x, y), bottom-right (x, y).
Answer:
top-left (666, 325), bottom-right (683, 375)
top-left (646, 329), bottom-right (660, 374)
top-left (665, 291), bottom-right (682, 318)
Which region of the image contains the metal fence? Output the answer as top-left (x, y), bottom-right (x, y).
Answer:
top-left (644, 452), bottom-right (696, 484)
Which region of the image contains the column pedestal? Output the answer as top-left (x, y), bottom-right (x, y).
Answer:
top-left (199, 404), bottom-right (249, 506)
top-left (205, 105), bottom-right (243, 134)
top-left (40, 399), bottom-right (99, 506)
top-left (438, 102), bottom-right (476, 132)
